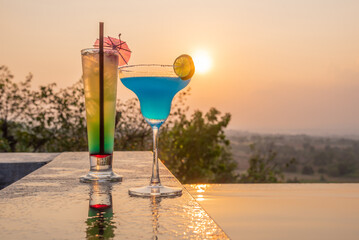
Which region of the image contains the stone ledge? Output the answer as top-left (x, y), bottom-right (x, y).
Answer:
top-left (0, 152), bottom-right (229, 239)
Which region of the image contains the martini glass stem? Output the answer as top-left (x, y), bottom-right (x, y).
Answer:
top-left (150, 127), bottom-right (161, 186)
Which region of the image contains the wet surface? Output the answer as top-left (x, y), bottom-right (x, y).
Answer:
top-left (186, 183), bottom-right (359, 240)
top-left (0, 152), bottom-right (228, 239)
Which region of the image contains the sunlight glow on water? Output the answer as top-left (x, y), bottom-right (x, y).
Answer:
top-left (189, 184), bottom-right (213, 202)
top-left (191, 184), bottom-right (211, 193)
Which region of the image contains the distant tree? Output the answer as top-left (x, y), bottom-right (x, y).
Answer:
top-left (39, 80), bottom-right (88, 152)
top-left (302, 165), bottom-right (314, 175)
top-left (0, 65), bottom-right (32, 151)
top-left (285, 163), bottom-right (297, 173)
top-left (337, 162), bottom-right (354, 176)
top-left (327, 161), bottom-right (356, 177)
top-left (159, 108), bottom-right (238, 183)
top-left (0, 65), bottom-right (89, 152)
top-left (239, 144), bottom-right (296, 183)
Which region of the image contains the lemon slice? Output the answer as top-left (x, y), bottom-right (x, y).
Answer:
top-left (173, 54), bottom-right (195, 80)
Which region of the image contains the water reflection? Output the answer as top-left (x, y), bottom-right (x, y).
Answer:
top-left (184, 199), bottom-right (226, 238)
top-left (86, 182), bottom-right (116, 239)
top-left (150, 196), bottom-right (161, 240)
top-left (182, 184), bottom-right (229, 237)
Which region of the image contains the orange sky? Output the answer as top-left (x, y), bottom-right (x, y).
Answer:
top-left (1, 0), bottom-right (359, 135)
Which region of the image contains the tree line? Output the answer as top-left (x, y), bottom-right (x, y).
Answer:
top-left (1, 65), bottom-right (298, 183)
top-left (1, 65), bottom-right (244, 183)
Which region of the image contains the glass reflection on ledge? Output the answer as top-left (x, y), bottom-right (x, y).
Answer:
top-left (150, 196), bottom-right (161, 239)
top-left (183, 184), bottom-right (228, 238)
top-left (86, 182), bottom-right (116, 239)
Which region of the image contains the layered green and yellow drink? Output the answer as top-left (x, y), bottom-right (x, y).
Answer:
top-left (80, 48), bottom-right (122, 182)
top-left (82, 49), bottom-right (117, 154)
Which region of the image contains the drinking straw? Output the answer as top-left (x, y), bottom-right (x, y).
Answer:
top-left (99, 22), bottom-right (104, 154)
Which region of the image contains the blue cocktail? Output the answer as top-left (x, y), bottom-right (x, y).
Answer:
top-left (121, 76), bottom-right (190, 127)
top-left (119, 61), bottom-right (194, 197)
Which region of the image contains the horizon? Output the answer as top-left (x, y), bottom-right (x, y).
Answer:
top-left (226, 127), bottom-right (359, 136)
top-left (1, 0), bottom-right (359, 135)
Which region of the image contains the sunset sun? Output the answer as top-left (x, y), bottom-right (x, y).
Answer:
top-left (193, 50), bottom-right (212, 74)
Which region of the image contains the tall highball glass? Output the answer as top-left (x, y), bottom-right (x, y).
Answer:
top-left (80, 48), bottom-right (122, 182)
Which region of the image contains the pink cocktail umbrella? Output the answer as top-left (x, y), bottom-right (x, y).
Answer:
top-left (94, 34), bottom-right (131, 66)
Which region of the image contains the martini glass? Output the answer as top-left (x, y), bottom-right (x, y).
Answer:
top-left (119, 64), bottom-right (191, 197)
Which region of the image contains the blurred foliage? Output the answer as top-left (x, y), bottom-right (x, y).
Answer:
top-left (0, 66), bottom-right (239, 183)
top-left (0, 65), bottom-right (88, 152)
top-left (239, 144), bottom-right (296, 183)
top-left (159, 107), bottom-right (238, 183)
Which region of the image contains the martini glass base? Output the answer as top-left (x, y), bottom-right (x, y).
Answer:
top-left (80, 171), bottom-right (122, 183)
top-left (129, 185), bottom-right (182, 197)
